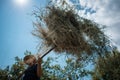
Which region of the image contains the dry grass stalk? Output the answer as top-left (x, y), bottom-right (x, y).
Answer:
top-left (33, 4), bottom-right (109, 57)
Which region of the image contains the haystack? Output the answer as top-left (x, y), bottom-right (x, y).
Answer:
top-left (33, 4), bottom-right (109, 58)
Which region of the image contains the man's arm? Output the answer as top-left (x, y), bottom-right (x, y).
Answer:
top-left (37, 58), bottom-right (42, 77)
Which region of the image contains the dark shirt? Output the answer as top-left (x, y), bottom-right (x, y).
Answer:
top-left (22, 64), bottom-right (40, 80)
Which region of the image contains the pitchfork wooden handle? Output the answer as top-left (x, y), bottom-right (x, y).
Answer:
top-left (41, 45), bottom-right (56, 58)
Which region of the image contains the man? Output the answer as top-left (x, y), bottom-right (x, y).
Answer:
top-left (22, 55), bottom-right (42, 80)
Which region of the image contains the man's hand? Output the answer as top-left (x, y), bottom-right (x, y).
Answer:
top-left (37, 57), bottom-right (42, 64)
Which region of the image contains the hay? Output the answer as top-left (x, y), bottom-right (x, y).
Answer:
top-left (33, 4), bottom-right (109, 57)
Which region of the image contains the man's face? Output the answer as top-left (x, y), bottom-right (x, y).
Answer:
top-left (25, 58), bottom-right (34, 66)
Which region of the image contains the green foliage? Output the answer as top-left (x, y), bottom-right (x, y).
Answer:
top-left (1, 49), bottom-right (120, 80)
top-left (92, 49), bottom-right (120, 80)
top-left (41, 57), bottom-right (90, 80)
top-left (0, 66), bottom-right (9, 80)
top-left (0, 56), bottom-right (25, 80)
top-left (0, 54), bottom-right (90, 80)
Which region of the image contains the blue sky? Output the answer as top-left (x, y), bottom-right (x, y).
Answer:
top-left (0, 0), bottom-right (120, 71)
top-left (0, 0), bottom-right (47, 68)
top-left (0, 0), bottom-right (120, 80)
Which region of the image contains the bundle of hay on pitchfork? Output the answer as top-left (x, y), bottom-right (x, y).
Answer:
top-left (33, 3), bottom-right (110, 59)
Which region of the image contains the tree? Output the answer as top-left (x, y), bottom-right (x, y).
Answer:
top-left (41, 57), bottom-right (90, 80)
top-left (0, 50), bottom-right (31, 80)
top-left (0, 52), bottom-right (90, 80)
top-left (0, 66), bottom-right (9, 80)
top-left (0, 56), bottom-right (25, 80)
top-left (92, 48), bottom-right (120, 80)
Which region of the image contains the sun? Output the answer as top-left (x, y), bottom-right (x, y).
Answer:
top-left (13, 0), bottom-right (29, 7)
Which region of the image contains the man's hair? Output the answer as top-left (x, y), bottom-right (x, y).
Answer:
top-left (23, 55), bottom-right (35, 61)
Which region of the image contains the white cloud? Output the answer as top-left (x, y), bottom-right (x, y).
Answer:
top-left (52, 0), bottom-right (120, 50)
top-left (77, 0), bottom-right (120, 50)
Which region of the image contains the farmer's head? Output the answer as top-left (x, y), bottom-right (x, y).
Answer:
top-left (24, 55), bottom-right (36, 66)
